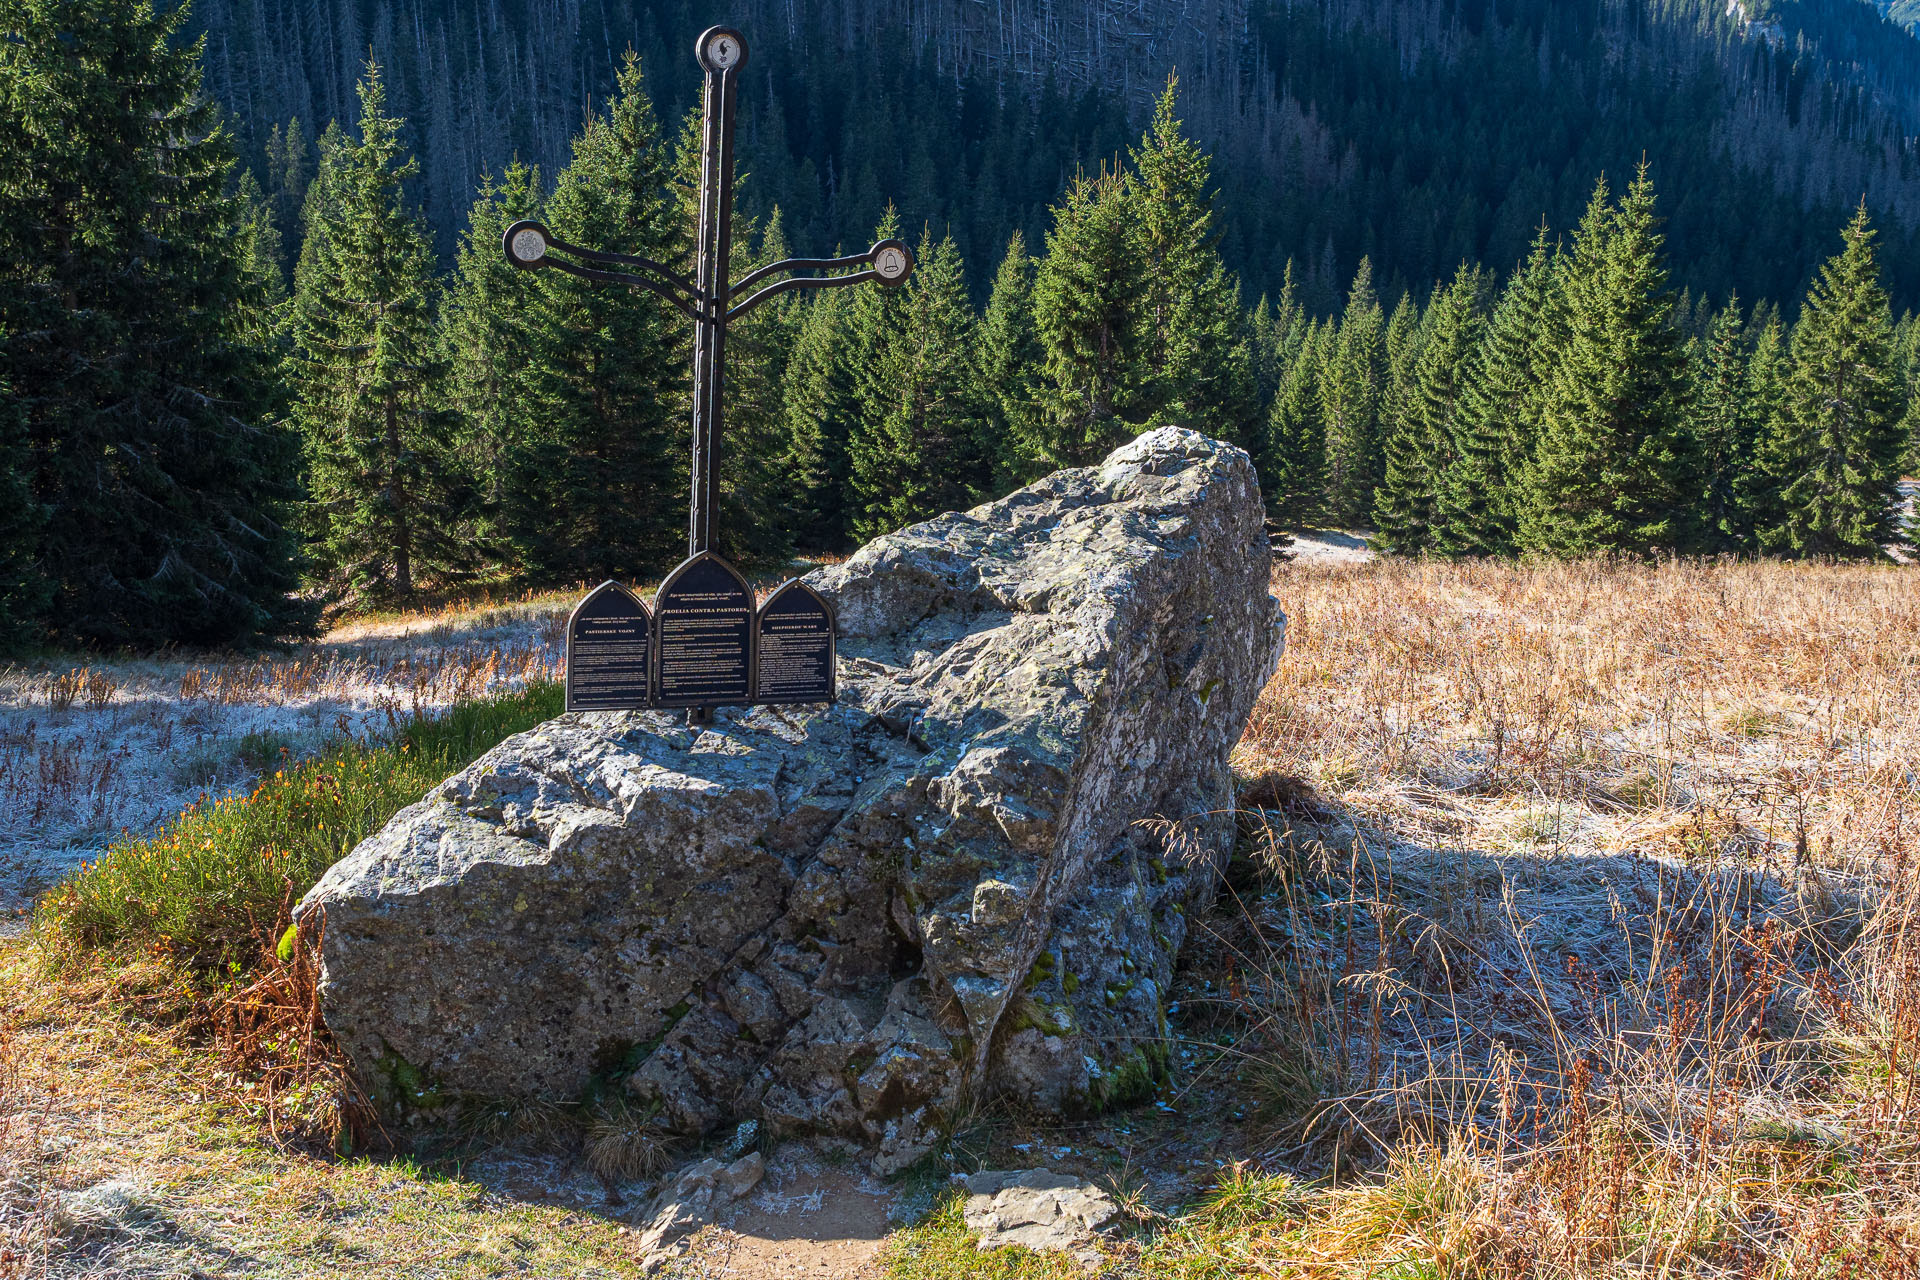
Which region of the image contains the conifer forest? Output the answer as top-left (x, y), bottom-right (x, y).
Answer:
top-left (6, 0), bottom-right (1920, 649)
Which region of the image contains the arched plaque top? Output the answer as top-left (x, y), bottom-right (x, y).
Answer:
top-left (759, 579), bottom-right (837, 627)
top-left (754, 579), bottom-right (837, 705)
top-left (568, 579), bottom-right (649, 625)
top-left (653, 552), bottom-right (755, 709)
top-left (655, 551), bottom-right (753, 603)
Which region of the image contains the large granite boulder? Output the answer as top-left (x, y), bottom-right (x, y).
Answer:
top-left (298, 427), bottom-right (1285, 1172)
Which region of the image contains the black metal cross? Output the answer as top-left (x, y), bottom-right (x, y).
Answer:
top-left (501, 25), bottom-right (914, 726)
top-left (501, 24), bottom-right (914, 560)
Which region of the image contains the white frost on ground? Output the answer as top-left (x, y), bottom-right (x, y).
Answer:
top-left (1284, 528), bottom-right (1375, 565)
top-left (0, 599), bottom-right (569, 920)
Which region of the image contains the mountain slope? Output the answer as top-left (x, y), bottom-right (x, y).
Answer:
top-left (187, 0), bottom-right (1920, 308)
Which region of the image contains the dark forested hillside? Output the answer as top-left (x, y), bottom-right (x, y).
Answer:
top-left (189, 0), bottom-right (1920, 309)
top-left (188, 0), bottom-right (1920, 309)
top-left (1230, 0), bottom-right (1920, 309)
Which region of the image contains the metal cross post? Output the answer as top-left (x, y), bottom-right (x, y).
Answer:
top-left (502, 23), bottom-right (915, 568)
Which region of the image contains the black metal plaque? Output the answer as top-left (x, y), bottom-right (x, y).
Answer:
top-left (753, 581), bottom-right (836, 705)
top-left (653, 552), bottom-right (754, 707)
top-left (566, 581), bottom-right (653, 711)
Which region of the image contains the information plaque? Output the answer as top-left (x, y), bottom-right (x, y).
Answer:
top-left (565, 581), bottom-right (653, 711)
top-left (653, 552), bottom-right (754, 708)
top-left (753, 581), bottom-right (836, 704)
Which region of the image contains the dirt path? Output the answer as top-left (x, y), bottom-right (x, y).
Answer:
top-left (675, 1152), bottom-right (904, 1278)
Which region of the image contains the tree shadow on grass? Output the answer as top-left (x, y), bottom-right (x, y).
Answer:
top-left (1166, 773), bottom-right (1877, 1178)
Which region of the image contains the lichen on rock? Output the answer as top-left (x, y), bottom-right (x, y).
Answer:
top-left (299, 426), bottom-right (1286, 1173)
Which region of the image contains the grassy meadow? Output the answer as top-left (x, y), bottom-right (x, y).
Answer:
top-left (3, 555), bottom-right (1918, 1278)
top-left (1198, 555), bottom-right (1920, 1274)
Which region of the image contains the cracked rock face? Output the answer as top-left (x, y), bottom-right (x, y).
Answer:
top-left (299, 427), bottom-right (1285, 1173)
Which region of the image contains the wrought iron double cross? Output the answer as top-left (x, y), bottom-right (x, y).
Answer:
top-left (502, 24), bottom-right (915, 559)
top-left (503, 25), bottom-right (913, 726)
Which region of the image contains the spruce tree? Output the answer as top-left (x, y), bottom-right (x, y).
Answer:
top-left (1894, 310), bottom-right (1920, 477)
top-left (234, 169), bottom-right (288, 318)
top-left (0, 0), bottom-right (309, 645)
top-left (1378, 291), bottom-right (1425, 471)
top-left (791, 208), bottom-right (917, 550)
top-left (0, 349), bottom-right (47, 649)
top-left (263, 116), bottom-right (311, 275)
top-left (1321, 260), bottom-right (1386, 527)
top-left (1247, 293), bottom-right (1311, 491)
top-left (1128, 76), bottom-right (1255, 444)
top-left (662, 107), bottom-right (796, 568)
top-left (1424, 268), bottom-right (1503, 557)
top-left (440, 162), bottom-right (541, 565)
top-left (1518, 168), bottom-right (1696, 557)
top-left (1689, 296), bottom-right (1762, 552)
top-left (1741, 314), bottom-right (1790, 538)
top-left (1249, 296), bottom-right (1281, 410)
top-left (980, 231), bottom-right (1048, 490)
top-left (1033, 168), bottom-right (1148, 465)
top-left (504, 52), bottom-right (684, 585)
top-left (716, 210), bottom-right (801, 568)
top-left (1455, 224), bottom-right (1559, 550)
top-left (302, 121), bottom-right (346, 226)
top-left (1372, 413), bottom-right (1431, 555)
top-left (849, 230), bottom-right (987, 540)
top-left (1261, 320), bottom-right (1329, 529)
top-left (290, 63), bottom-right (463, 605)
top-left (780, 285), bottom-right (860, 549)
top-left (1758, 206), bottom-right (1908, 558)
top-left (1249, 260), bottom-right (1302, 408)
top-left (1378, 267), bottom-right (1487, 554)
top-left (842, 207), bottom-right (915, 531)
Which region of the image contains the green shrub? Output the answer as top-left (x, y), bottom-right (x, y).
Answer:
top-left (168, 729), bottom-right (308, 789)
top-left (36, 681), bottom-right (563, 968)
top-left (168, 738), bottom-right (243, 788)
top-left (235, 729), bottom-right (305, 773)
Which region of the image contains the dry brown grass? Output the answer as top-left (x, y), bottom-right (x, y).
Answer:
top-left (210, 918), bottom-right (382, 1156)
top-left (1176, 555), bottom-right (1920, 1276)
top-left (0, 941), bottom-right (647, 1278)
top-left (11, 554), bottom-right (1920, 1279)
top-left (1246, 555), bottom-right (1917, 870)
top-left (0, 1013), bottom-right (51, 1280)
